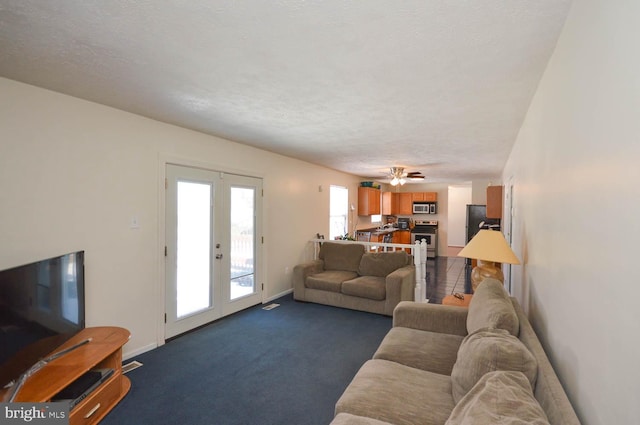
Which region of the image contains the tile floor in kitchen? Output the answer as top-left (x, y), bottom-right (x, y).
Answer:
top-left (425, 255), bottom-right (472, 304)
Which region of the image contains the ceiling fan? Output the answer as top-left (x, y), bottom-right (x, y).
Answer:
top-left (389, 167), bottom-right (425, 186)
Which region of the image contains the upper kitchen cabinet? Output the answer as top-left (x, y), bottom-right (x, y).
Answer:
top-left (486, 185), bottom-right (503, 219)
top-left (382, 192), bottom-right (398, 215)
top-left (358, 186), bottom-right (381, 216)
top-left (398, 193), bottom-right (413, 215)
top-left (412, 192), bottom-right (438, 202)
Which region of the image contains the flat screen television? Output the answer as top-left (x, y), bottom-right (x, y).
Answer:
top-left (0, 251), bottom-right (85, 388)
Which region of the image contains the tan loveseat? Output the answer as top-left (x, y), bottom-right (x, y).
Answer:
top-left (293, 242), bottom-right (415, 316)
top-left (332, 279), bottom-right (581, 425)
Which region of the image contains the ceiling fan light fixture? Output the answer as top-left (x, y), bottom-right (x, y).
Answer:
top-left (389, 167), bottom-right (407, 186)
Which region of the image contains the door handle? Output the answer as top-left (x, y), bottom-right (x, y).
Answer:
top-left (216, 254), bottom-right (223, 259)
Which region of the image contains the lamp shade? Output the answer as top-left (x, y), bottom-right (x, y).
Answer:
top-left (457, 230), bottom-right (520, 265)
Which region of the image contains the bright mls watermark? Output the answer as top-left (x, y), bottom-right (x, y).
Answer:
top-left (0, 403), bottom-right (68, 424)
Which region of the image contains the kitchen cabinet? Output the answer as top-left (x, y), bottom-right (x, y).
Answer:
top-left (382, 192), bottom-right (398, 215)
top-left (393, 230), bottom-right (412, 253)
top-left (398, 193), bottom-right (413, 215)
top-left (393, 230), bottom-right (411, 244)
top-left (486, 185), bottom-right (503, 219)
top-left (412, 192), bottom-right (438, 202)
top-left (358, 186), bottom-right (381, 216)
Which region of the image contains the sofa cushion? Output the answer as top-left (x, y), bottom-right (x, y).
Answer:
top-left (342, 276), bottom-right (386, 301)
top-left (451, 328), bottom-right (538, 404)
top-left (446, 371), bottom-right (550, 425)
top-left (373, 327), bottom-right (464, 375)
top-left (336, 359), bottom-right (455, 425)
top-left (305, 270), bottom-right (358, 293)
top-left (358, 251), bottom-right (410, 277)
top-left (331, 413), bottom-right (395, 425)
top-left (319, 242), bottom-right (365, 272)
top-left (467, 278), bottom-right (519, 336)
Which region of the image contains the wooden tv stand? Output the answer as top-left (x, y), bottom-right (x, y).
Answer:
top-left (1, 327), bottom-right (131, 425)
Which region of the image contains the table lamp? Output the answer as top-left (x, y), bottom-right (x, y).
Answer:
top-left (457, 229), bottom-right (520, 292)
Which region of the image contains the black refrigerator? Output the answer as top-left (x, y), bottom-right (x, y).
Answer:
top-left (465, 205), bottom-right (500, 264)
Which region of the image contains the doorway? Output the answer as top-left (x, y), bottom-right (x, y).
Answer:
top-left (165, 164), bottom-right (263, 339)
top-left (447, 184), bottom-right (472, 256)
top-left (503, 176), bottom-right (514, 294)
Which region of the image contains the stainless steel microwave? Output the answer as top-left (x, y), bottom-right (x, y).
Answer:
top-left (413, 202), bottom-right (437, 214)
top-left (413, 203), bottom-right (430, 214)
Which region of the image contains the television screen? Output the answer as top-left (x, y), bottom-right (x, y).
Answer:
top-left (0, 251), bottom-right (85, 388)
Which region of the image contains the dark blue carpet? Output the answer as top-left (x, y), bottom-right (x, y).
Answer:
top-left (102, 294), bottom-right (392, 425)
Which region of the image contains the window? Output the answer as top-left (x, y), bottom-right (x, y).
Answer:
top-left (371, 214), bottom-right (382, 224)
top-left (330, 186), bottom-right (348, 240)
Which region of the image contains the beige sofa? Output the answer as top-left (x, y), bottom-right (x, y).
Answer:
top-left (332, 279), bottom-right (581, 425)
top-left (293, 242), bottom-right (415, 316)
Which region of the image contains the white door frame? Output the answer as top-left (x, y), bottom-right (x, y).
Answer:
top-left (503, 176), bottom-right (515, 294)
top-left (157, 155), bottom-right (264, 346)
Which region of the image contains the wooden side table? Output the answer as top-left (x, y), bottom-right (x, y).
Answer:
top-left (442, 294), bottom-right (473, 307)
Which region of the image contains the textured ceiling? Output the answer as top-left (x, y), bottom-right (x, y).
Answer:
top-left (0, 1), bottom-right (571, 183)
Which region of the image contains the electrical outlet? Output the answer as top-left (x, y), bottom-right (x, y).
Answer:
top-left (130, 216), bottom-right (140, 229)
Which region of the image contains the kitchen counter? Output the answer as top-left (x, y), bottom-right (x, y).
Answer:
top-left (359, 227), bottom-right (410, 236)
top-left (373, 228), bottom-right (396, 235)
top-left (357, 227), bottom-right (396, 235)
top-left (355, 227), bottom-right (411, 251)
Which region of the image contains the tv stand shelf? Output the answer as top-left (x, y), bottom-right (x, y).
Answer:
top-left (2, 327), bottom-right (131, 425)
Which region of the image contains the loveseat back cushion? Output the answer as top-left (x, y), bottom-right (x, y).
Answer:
top-left (342, 276), bottom-right (386, 301)
top-left (358, 251), bottom-right (410, 277)
top-left (319, 242), bottom-right (366, 272)
top-left (451, 328), bottom-right (538, 404)
top-left (446, 371), bottom-right (550, 425)
top-left (467, 278), bottom-right (519, 336)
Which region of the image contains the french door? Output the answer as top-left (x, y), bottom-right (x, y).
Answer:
top-left (165, 164), bottom-right (262, 339)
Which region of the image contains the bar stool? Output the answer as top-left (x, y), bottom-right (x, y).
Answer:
top-left (356, 231), bottom-right (371, 242)
top-left (381, 232), bottom-right (393, 251)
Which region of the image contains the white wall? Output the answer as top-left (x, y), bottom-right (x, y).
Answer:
top-left (447, 185), bottom-right (472, 247)
top-left (471, 179), bottom-right (490, 204)
top-left (0, 77), bottom-right (361, 357)
top-left (503, 1), bottom-right (640, 424)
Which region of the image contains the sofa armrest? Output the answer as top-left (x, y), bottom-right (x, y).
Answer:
top-left (392, 301), bottom-right (468, 336)
top-left (292, 260), bottom-right (324, 300)
top-left (383, 265), bottom-right (416, 315)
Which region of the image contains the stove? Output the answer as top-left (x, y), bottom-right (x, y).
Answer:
top-left (411, 219), bottom-right (438, 258)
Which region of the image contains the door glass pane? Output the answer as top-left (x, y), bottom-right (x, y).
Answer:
top-left (230, 186), bottom-right (255, 300)
top-left (329, 185), bottom-right (348, 240)
top-left (177, 181), bottom-right (212, 317)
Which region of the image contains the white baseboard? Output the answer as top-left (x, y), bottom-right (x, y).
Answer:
top-left (123, 342), bottom-right (157, 361)
top-left (264, 288), bottom-right (292, 303)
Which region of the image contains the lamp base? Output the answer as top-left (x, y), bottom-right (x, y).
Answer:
top-left (471, 260), bottom-right (504, 292)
